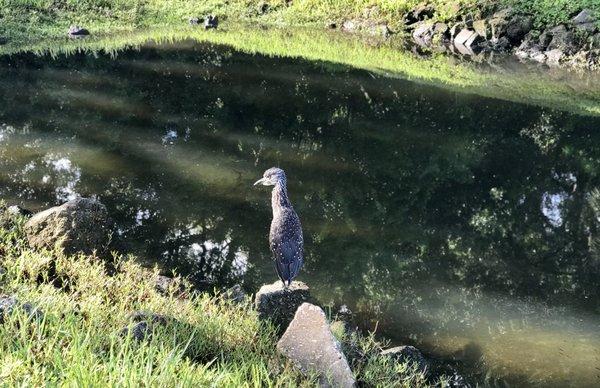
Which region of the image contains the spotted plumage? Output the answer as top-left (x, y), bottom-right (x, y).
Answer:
top-left (254, 167), bottom-right (304, 286)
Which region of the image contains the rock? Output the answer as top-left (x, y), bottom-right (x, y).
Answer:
top-left (0, 295), bottom-right (43, 324)
top-left (342, 19), bottom-right (390, 37)
top-left (453, 29), bottom-right (484, 55)
top-left (154, 275), bottom-right (187, 297)
top-left (591, 33), bottom-right (600, 49)
top-left (204, 15), bottom-right (218, 29)
top-left (546, 25), bottom-right (578, 54)
top-left (572, 9), bottom-right (596, 25)
top-left (449, 23), bottom-right (464, 40)
top-left (257, 1), bottom-right (269, 14)
top-left (545, 48), bottom-right (564, 66)
top-left (6, 205), bottom-right (32, 217)
top-left (188, 17), bottom-right (203, 26)
top-left (494, 36), bottom-right (512, 51)
top-left (472, 19), bottom-right (490, 40)
top-left (24, 198), bottom-right (113, 255)
top-left (277, 303), bottom-right (355, 387)
top-left (404, 3), bottom-right (435, 25)
top-left (505, 15), bottom-right (532, 44)
top-left (381, 345), bottom-right (429, 373)
top-left (413, 21), bottom-right (433, 38)
top-left (121, 311), bottom-right (168, 341)
top-left (254, 281), bottom-right (315, 331)
top-left (224, 284), bottom-right (246, 303)
top-left (67, 26), bottom-right (89, 37)
top-left (531, 51), bottom-right (547, 63)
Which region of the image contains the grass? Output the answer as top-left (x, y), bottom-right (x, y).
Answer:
top-left (0, 203), bottom-right (435, 386)
top-left (2, 0), bottom-right (600, 46)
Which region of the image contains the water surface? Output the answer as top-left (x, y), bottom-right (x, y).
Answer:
top-left (1, 38), bottom-right (600, 386)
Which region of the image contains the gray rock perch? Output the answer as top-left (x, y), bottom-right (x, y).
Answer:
top-left (254, 280), bottom-right (314, 330)
top-left (254, 167), bottom-right (304, 286)
top-left (277, 303), bottom-right (356, 387)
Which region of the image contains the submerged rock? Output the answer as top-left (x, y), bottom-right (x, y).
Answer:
top-left (381, 345), bottom-right (429, 373)
top-left (68, 26), bottom-right (89, 37)
top-left (24, 197), bottom-right (113, 255)
top-left (277, 303), bottom-right (355, 387)
top-left (0, 295), bottom-right (43, 324)
top-left (254, 281), bottom-right (314, 331)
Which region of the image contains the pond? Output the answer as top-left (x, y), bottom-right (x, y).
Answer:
top-left (1, 36), bottom-right (599, 387)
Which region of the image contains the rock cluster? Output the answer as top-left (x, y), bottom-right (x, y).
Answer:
top-left (23, 197), bottom-right (113, 256)
top-left (405, 5), bottom-right (600, 68)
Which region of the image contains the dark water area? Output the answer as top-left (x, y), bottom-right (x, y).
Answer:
top-left (1, 39), bottom-right (600, 386)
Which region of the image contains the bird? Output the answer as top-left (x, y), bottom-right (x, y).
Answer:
top-left (254, 167), bottom-right (304, 287)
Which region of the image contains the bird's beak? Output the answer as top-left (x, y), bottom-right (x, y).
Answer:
top-left (253, 177), bottom-right (267, 186)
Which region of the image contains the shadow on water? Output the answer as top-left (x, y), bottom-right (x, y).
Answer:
top-left (1, 38), bottom-right (600, 386)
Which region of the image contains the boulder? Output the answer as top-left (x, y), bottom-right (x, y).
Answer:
top-left (546, 25), bottom-right (578, 54)
top-left (154, 275), bottom-right (187, 297)
top-left (381, 345), bottom-right (429, 373)
top-left (277, 303), bottom-right (355, 387)
top-left (0, 295), bottom-right (43, 324)
top-left (505, 15), bottom-right (532, 44)
top-left (341, 19), bottom-right (390, 37)
top-left (449, 23), bottom-right (464, 40)
top-left (224, 284), bottom-right (246, 303)
top-left (545, 48), bottom-right (565, 66)
top-left (67, 26), bottom-right (89, 37)
top-left (472, 19), bottom-right (490, 40)
top-left (254, 281), bottom-right (315, 331)
top-left (591, 33), bottom-right (600, 49)
top-left (121, 311), bottom-right (168, 341)
top-left (404, 3), bottom-right (435, 25)
top-left (24, 198), bottom-right (113, 255)
top-left (204, 15), bottom-right (218, 29)
top-left (572, 9), bottom-right (597, 33)
top-left (453, 29), bottom-right (484, 54)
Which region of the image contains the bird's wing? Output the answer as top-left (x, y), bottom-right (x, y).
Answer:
top-left (270, 211), bottom-right (303, 282)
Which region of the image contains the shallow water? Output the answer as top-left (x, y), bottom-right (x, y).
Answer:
top-left (1, 38), bottom-right (600, 386)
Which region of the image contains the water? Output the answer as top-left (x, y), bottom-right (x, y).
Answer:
top-left (1, 38), bottom-right (600, 387)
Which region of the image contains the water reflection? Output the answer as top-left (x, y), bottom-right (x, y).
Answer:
top-left (0, 40), bottom-right (599, 386)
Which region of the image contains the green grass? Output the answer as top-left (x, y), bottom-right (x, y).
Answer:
top-left (2, 0), bottom-right (600, 46)
top-left (0, 204), bottom-right (434, 386)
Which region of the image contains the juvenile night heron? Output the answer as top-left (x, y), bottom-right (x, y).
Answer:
top-left (254, 167), bottom-right (304, 287)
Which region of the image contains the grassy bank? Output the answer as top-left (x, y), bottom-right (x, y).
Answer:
top-left (2, 0), bottom-right (600, 46)
top-left (0, 205), bottom-right (433, 386)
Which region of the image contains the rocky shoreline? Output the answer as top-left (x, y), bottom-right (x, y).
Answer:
top-left (3, 197), bottom-right (469, 386)
top-left (338, 4), bottom-right (600, 70)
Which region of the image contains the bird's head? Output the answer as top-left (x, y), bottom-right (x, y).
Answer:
top-left (254, 167), bottom-right (286, 187)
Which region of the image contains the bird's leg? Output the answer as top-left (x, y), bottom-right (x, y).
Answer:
top-left (282, 280), bottom-right (288, 290)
